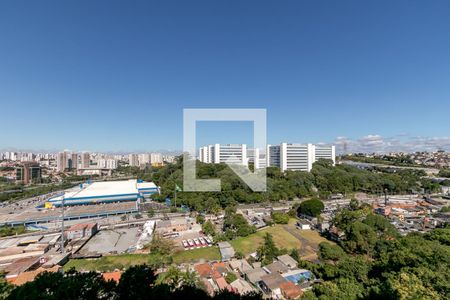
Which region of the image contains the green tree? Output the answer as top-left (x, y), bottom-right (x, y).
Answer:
top-left (146, 233), bottom-right (175, 255)
top-left (257, 233), bottom-right (280, 265)
top-left (289, 248), bottom-right (300, 263)
top-left (343, 221), bottom-right (377, 255)
top-left (147, 208), bottom-right (155, 218)
top-left (349, 198), bottom-right (359, 211)
top-left (297, 199), bottom-right (324, 217)
top-left (225, 272), bottom-right (237, 284)
top-left (201, 220), bottom-right (216, 237)
top-left (271, 212), bottom-right (290, 224)
top-left (196, 214), bottom-right (205, 225)
top-left (318, 242), bottom-right (346, 263)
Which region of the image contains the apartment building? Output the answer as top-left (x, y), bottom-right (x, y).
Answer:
top-left (128, 154), bottom-right (139, 167)
top-left (81, 152), bottom-right (90, 168)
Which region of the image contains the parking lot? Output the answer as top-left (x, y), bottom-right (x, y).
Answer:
top-left (77, 227), bottom-right (141, 256)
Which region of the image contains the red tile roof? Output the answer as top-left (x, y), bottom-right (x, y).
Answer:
top-left (214, 276), bottom-right (229, 290)
top-left (194, 263), bottom-right (212, 278)
top-left (102, 271), bottom-right (121, 283)
top-left (280, 281), bottom-right (303, 299)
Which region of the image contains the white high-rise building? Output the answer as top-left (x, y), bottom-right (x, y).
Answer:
top-left (314, 144), bottom-right (336, 165)
top-left (56, 151), bottom-right (68, 172)
top-left (98, 158), bottom-right (118, 169)
top-left (128, 154), bottom-right (139, 167)
top-left (247, 148), bottom-right (267, 169)
top-left (198, 144), bottom-right (248, 166)
top-left (106, 159), bottom-right (118, 169)
top-left (267, 145), bottom-right (281, 168)
top-left (69, 153), bottom-right (78, 170)
top-left (150, 153), bottom-right (163, 164)
top-left (199, 143), bottom-right (335, 172)
top-left (280, 143), bottom-right (316, 172)
top-left (138, 153), bottom-right (151, 167)
top-left (268, 143), bottom-right (335, 172)
top-left (81, 152), bottom-right (90, 168)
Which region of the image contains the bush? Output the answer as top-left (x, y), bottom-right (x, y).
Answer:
top-left (271, 212), bottom-right (290, 224)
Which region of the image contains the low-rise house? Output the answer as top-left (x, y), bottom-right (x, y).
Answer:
top-left (328, 226), bottom-right (345, 242)
top-left (277, 255), bottom-right (297, 269)
top-left (230, 278), bottom-right (256, 295)
top-left (201, 278), bottom-right (215, 296)
top-left (317, 221), bottom-right (330, 232)
top-left (264, 261), bottom-right (289, 274)
top-left (280, 281), bottom-right (303, 299)
top-left (281, 269), bottom-right (312, 285)
top-left (195, 263), bottom-right (213, 278)
top-left (102, 271), bottom-right (122, 283)
top-left (260, 273), bottom-right (288, 298)
top-left (11, 265), bottom-right (61, 286)
top-left (228, 259), bottom-right (253, 275)
top-left (296, 220), bottom-right (311, 230)
top-left (156, 218), bottom-right (189, 233)
top-left (212, 262), bottom-right (228, 277)
top-left (244, 267), bottom-right (268, 286)
top-left (194, 262), bottom-right (229, 280)
top-left (214, 276), bottom-right (235, 293)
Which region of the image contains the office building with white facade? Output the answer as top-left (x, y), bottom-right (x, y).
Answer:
top-left (268, 143), bottom-right (335, 172)
top-left (198, 144), bottom-right (248, 166)
top-left (314, 144), bottom-right (336, 164)
top-left (199, 143), bottom-right (335, 172)
top-left (247, 148), bottom-right (267, 169)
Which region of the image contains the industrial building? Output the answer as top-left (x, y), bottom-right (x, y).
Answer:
top-left (45, 179), bottom-right (159, 207)
top-left (66, 222), bottom-right (98, 240)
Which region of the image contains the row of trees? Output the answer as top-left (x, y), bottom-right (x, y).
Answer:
top-left (126, 157), bottom-right (442, 211)
top-left (3, 265), bottom-right (263, 300)
top-left (296, 204), bottom-right (450, 300)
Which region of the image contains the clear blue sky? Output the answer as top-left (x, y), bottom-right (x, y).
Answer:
top-left (1, 0), bottom-right (449, 152)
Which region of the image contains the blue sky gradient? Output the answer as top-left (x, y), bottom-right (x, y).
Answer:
top-left (1, 1), bottom-right (449, 152)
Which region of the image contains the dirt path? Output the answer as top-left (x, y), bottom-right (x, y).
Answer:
top-left (282, 224), bottom-right (319, 258)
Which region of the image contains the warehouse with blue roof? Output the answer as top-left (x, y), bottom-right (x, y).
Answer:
top-left (46, 179), bottom-right (159, 207)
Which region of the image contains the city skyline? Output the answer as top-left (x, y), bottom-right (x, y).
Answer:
top-left (1, 133), bottom-right (450, 154)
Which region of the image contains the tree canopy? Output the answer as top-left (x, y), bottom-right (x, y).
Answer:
top-left (297, 199), bottom-right (324, 217)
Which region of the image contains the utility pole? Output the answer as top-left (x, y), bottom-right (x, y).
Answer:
top-left (174, 185), bottom-right (177, 208)
top-left (60, 193), bottom-right (65, 254)
top-left (384, 188), bottom-right (388, 206)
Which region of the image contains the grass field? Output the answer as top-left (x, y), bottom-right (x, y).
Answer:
top-left (64, 219), bottom-right (332, 271)
top-left (230, 225), bottom-right (302, 254)
top-left (64, 254), bottom-right (150, 272)
top-left (64, 247), bottom-right (221, 272)
top-left (172, 247), bottom-right (221, 264)
top-left (230, 220), bottom-right (333, 259)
